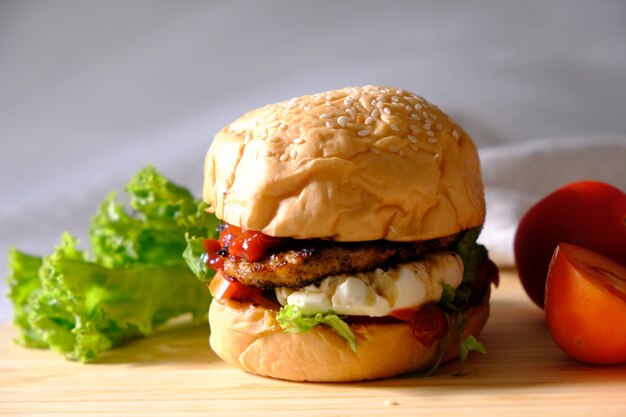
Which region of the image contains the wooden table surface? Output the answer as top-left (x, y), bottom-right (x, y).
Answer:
top-left (1, 270), bottom-right (625, 416)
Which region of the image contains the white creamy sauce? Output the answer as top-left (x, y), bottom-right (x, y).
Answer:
top-left (275, 251), bottom-right (463, 316)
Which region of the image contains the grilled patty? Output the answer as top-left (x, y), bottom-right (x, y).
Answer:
top-left (222, 233), bottom-right (462, 289)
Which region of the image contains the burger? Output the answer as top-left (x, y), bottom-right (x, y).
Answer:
top-left (186, 85), bottom-right (498, 382)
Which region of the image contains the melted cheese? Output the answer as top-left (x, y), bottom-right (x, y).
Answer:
top-left (275, 251), bottom-right (463, 316)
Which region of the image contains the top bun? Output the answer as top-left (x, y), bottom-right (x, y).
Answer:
top-left (204, 85), bottom-right (485, 242)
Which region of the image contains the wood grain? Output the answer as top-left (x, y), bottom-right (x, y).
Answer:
top-left (1, 270), bottom-right (625, 416)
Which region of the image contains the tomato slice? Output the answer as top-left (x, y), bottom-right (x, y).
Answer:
top-left (209, 271), bottom-right (277, 310)
top-left (545, 243), bottom-right (626, 365)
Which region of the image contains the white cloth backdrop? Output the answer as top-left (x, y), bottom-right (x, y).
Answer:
top-left (1, 1), bottom-right (625, 323)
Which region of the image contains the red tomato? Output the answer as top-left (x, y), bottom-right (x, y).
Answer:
top-left (208, 272), bottom-right (277, 310)
top-left (209, 271), bottom-right (261, 300)
top-left (545, 243), bottom-right (626, 365)
top-left (514, 181), bottom-right (626, 308)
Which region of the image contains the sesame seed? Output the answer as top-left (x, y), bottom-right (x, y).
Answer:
top-left (383, 107), bottom-right (391, 115)
top-left (423, 111), bottom-right (430, 118)
top-left (452, 130), bottom-right (460, 139)
top-left (410, 124), bottom-right (418, 130)
top-left (280, 153), bottom-right (288, 162)
top-left (434, 153), bottom-right (440, 159)
top-left (411, 114), bottom-right (420, 120)
top-left (371, 147), bottom-right (381, 154)
top-left (347, 108), bottom-right (357, 115)
top-left (414, 103), bottom-right (422, 110)
top-left (398, 150), bottom-right (404, 156)
top-left (344, 97), bottom-right (355, 105)
top-left (371, 99), bottom-right (377, 106)
top-left (290, 149), bottom-right (297, 159)
top-left (410, 144), bottom-right (419, 152)
top-left (326, 121), bottom-right (334, 128)
top-left (436, 123), bottom-right (443, 130)
top-left (365, 116), bottom-right (375, 125)
top-left (428, 137), bottom-right (438, 143)
top-left (408, 135), bottom-right (418, 143)
top-left (320, 113), bottom-right (331, 119)
top-left (371, 109), bottom-right (380, 117)
top-left (325, 100), bottom-right (332, 106)
top-left (391, 95), bottom-right (400, 102)
top-left (337, 116), bottom-right (350, 127)
top-left (303, 105), bottom-right (311, 111)
top-left (426, 131), bottom-right (435, 137)
top-left (358, 129), bottom-right (370, 136)
top-left (280, 123), bottom-right (288, 131)
top-left (390, 123), bottom-right (400, 131)
top-left (405, 105), bottom-right (412, 111)
top-left (292, 137), bottom-right (304, 144)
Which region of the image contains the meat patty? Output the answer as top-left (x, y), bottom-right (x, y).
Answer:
top-left (222, 233), bottom-right (462, 289)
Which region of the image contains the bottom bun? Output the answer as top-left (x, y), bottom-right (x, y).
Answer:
top-left (208, 290), bottom-right (490, 382)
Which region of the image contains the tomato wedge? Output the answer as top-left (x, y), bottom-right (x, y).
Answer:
top-left (545, 243), bottom-right (626, 365)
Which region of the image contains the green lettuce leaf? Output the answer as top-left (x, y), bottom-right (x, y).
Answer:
top-left (183, 235), bottom-right (213, 282)
top-left (437, 227), bottom-right (489, 314)
top-left (90, 165), bottom-right (217, 268)
top-left (6, 166), bottom-right (215, 362)
top-left (6, 249), bottom-right (46, 348)
top-left (460, 334), bottom-right (487, 362)
top-left (276, 305), bottom-right (357, 352)
top-left (453, 335), bottom-right (487, 377)
top-left (453, 227), bottom-right (488, 284)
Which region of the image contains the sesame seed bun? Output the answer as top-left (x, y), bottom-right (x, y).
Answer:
top-left (208, 289), bottom-right (490, 382)
top-left (203, 85), bottom-right (485, 241)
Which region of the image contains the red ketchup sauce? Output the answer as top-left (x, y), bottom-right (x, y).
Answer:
top-left (390, 303), bottom-right (449, 348)
top-left (203, 223), bottom-right (286, 272)
top-left (202, 224), bottom-right (286, 306)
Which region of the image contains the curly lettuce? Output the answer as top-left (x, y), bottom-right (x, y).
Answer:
top-left (6, 166), bottom-right (215, 362)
